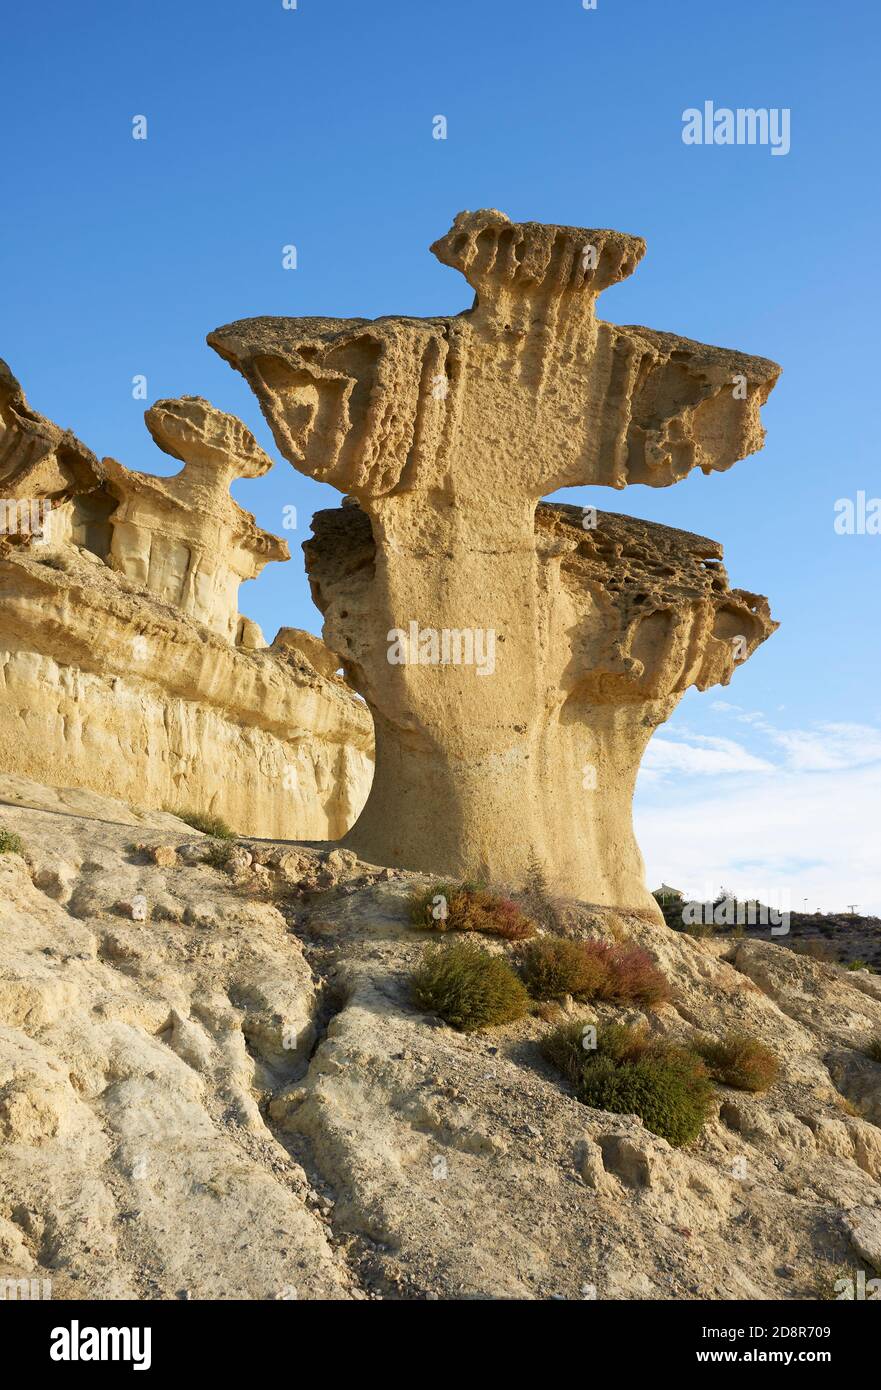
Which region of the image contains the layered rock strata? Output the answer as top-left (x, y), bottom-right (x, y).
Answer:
top-left (0, 363), bottom-right (373, 837)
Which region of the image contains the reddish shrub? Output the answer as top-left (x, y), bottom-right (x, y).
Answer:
top-left (408, 882), bottom-right (535, 940)
top-left (518, 937), bottom-right (669, 1008)
top-left (597, 945), bottom-right (670, 1008)
top-left (459, 890), bottom-right (535, 940)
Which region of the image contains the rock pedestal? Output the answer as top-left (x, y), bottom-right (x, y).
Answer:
top-left (304, 501), bottom-right (776, 910)
top-left (209, 209), bottom-right (781, 911)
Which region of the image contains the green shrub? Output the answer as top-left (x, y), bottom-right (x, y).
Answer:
top-left (865, 1036), bottom-right (881, 1064)
top-left (846, 959), bottom-right (873, 973)
top-left (409, 881), bottom-right (459, 927)
top-left (408, 881), bottom-right (534, 940)
top-left (542, 1018), bottom-right (671, 1076)
top-left (516, 937), bottom-right (668, 1007)
top-left (541, 1018), bottom-right (645, 1084)
top-left (541, 1018), bottom-right (593, 1084)
top-left (517, 937), bottom-right (611, 1000)
top-left (696, 1031), bottom-right (779, 1092)
top-left (577, 1054), bottom-right (712, 1147)
top-left (411, 938), bottom-right (530, 1032)
top-left (542, 1020), bottom-right (713, 1147)
top-left (0, 828), bottom-right (25, 856)
top-left (175, 810), bottom-right (235, 840)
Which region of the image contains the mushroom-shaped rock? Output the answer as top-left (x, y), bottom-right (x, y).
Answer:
top-left (144, 395), bottom-right (274, 483)
top-left (104, 397), bottom-right (288, 641)
top-left (209, 209), bottom-right (780, 506)
top-left (210, 211), bottom-right (781, 912)
top-left (304, 501), bottom-right (776, 910)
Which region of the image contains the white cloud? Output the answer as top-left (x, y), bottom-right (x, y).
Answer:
top-left (636, 761), bottom-right (881, 915)
top-left (636, 712), bottom-right (881, 913)
top-left (643, 735), bottom-right (774, 776)
top-left (766, 721), bottom-right (881, 772)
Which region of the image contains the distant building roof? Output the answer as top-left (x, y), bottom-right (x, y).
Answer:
top-left (653, 883), bottom-right (685, 898)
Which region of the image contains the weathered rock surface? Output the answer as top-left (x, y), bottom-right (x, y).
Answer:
top-left (304, 500), bottom-right (775, 907)
top-left (1, 778), bottom-right (879, 1301)
top-left (104, 396), bottom-right (288, 641)
top-left (0, 362), bottom-right (373, 839)
top-left (0, 547), bottom-right (372, 839)
top-left (211, 209), bottom-right (781, 913)
top-left (0, 359), bottom-right (103, 506)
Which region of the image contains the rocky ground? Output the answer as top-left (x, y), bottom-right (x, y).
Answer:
top-left (1, 772), bottom-right (880, 1301)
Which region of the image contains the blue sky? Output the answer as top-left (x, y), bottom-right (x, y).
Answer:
top-left (3, 1), bottom-right (880, 909)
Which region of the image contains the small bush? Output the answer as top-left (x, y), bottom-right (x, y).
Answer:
top-left (846, 959), bottom-right (873, 973)
top-left (520, 851), bottom-right (564, 933)
top-left (409, 881), bottom-right (460, 927)
top-left (0, 828), bottom-right (25, 856)
top-left (696, 1032), bottom-right (779, 1092)
top-left (411, 937), bottom-right (530, 1032)
top-left (543, 1017), bottom-right (675, 1073)
top-left (517, 937), bottom-right (610, 1000)
top-left (542, 1020), bottom-right (712, 1147)
top-left (517, 937), bottom-right (668, 1008)
top-left (408, 882), bottom-right (534, 940)
top-left (205, 840), bottom-right (235, 868)
top-left (175, 810), bottom-right (235, 840)
top-left (865, 1036), bottom-right (881, 1064)
top-left (542, 1018), bottom-right (651, 1085)
top-left (578, 1054), bottom-right (712, 1148)
top-left (541, 1017), bottom-right (598, 1084)
top-left (599, 944), bottom-right (670, 1007)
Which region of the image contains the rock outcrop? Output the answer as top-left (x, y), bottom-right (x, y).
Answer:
top-left (304, 500), bottom-right (776, 908)
top-left (210, 209), bottom-right (781, 912)
top-left (0, 363), bottom-right (373, 838)
top-left (0, 359), bottom-right (108, 551)
top-left (105, 396), bottom-right (288, 641)
top-left (1, 776), bottom-right (879, 1301)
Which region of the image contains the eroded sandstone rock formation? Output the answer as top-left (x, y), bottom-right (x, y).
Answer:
top-left (2, 778), bottom-right (880, 1300)
top-left (0, 362), bottom-right (372, 836)
top-left (210, 209), bottom-right (781, 911)
top-left (304, 501), bottom-right (776, 909)
top-left (105, 396), bottom-right (289, 641)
